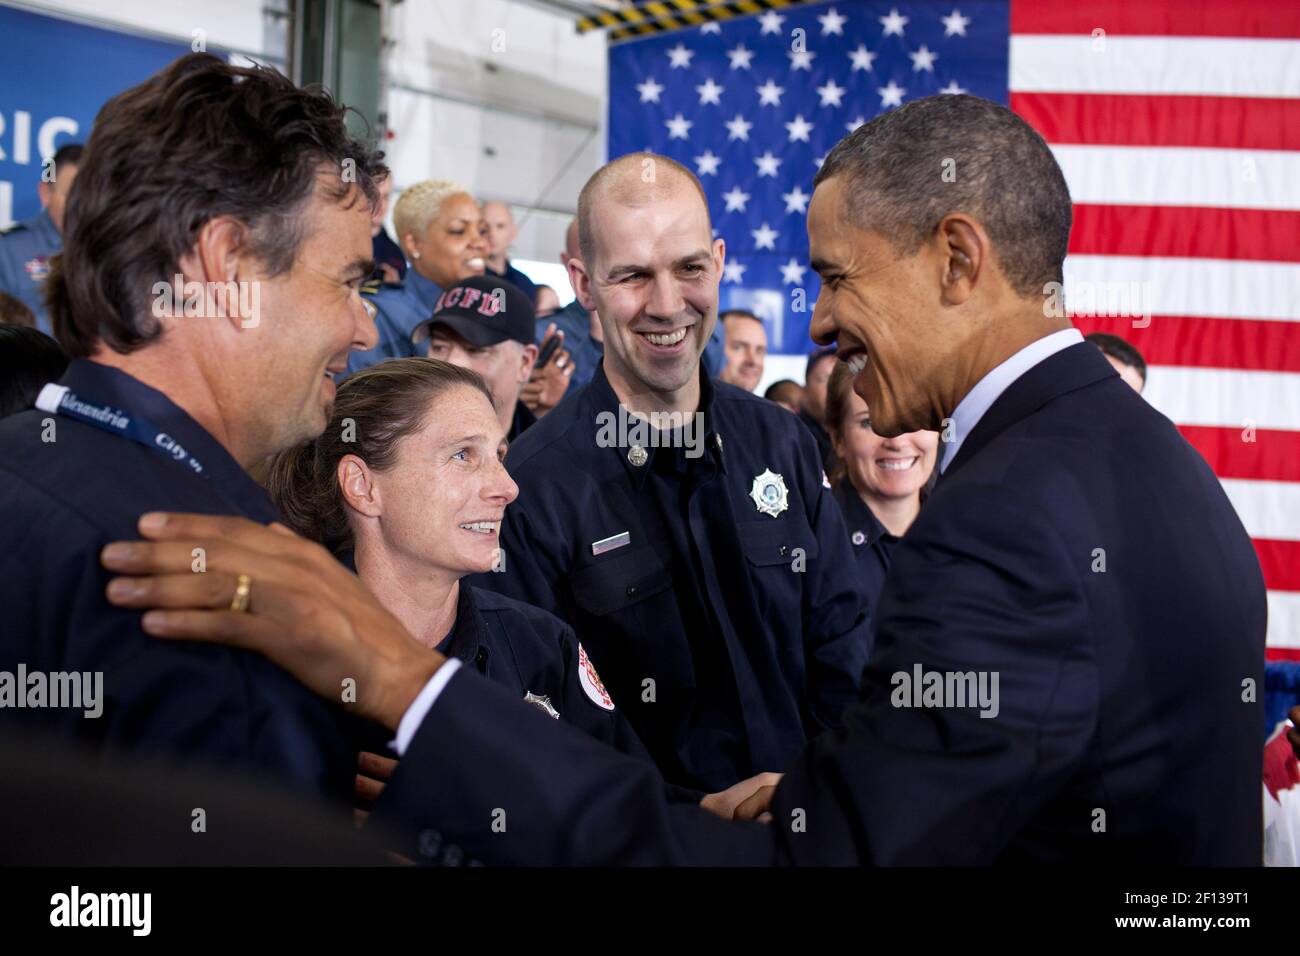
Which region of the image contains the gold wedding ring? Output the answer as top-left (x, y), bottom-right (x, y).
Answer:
top-left (230, 573), bottom-right (253, 613)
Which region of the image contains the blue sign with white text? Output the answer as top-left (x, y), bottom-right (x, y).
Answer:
top-left (0, 4), bottom-right (195, 227)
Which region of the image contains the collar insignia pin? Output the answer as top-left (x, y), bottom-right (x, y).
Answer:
top-left (523, 691), bottom-right (560, 719)
top-left (851, 530), bottom-right (867, 546)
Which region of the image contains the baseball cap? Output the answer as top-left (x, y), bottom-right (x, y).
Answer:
top-left (411, 274), bottom-right (536, 349)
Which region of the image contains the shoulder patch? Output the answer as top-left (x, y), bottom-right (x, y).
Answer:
top-left (577, 643), bottom-right (614, 711)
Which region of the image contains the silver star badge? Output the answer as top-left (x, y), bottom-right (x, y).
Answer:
top-left (750, 468), bottom-right (789, 517)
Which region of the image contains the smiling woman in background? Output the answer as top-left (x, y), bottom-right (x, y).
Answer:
top-left (824, 361), bottom-right (938, 636)
top-left (347, 179), bottom-right (491, 374)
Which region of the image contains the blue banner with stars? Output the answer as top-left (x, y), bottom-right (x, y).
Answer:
top-left (607, 1), bottom-right (1009, 357)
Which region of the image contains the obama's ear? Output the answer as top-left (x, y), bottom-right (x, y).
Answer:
top-left (935, 213), bottom-right (987, 307)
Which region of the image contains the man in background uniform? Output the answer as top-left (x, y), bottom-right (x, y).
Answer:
top-left (0, 143), bottom-right (83, 334)
top-left (415, 273), bottom-right (541, 443)
top-left (482, 200), bottom-right (539, 304)
top-left (717, 309), bottom-right (768, 394)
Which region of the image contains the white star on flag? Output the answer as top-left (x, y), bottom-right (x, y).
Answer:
top-left (726, 45), bottom-right (754, 70)
top-left (694, 150), bottom-right (721, 176)
top-left (813, 154), bottom-right (826, 169)
top-left (942, 9), bottom-right (971, 37)
top-left (880, 7), bottom-right (908, 36)
top-left (667, 43), bottom-right (694, 69)
top-left (939, 80), bottom-right (968, 95)
top-left (751, 222), bottom-right (779, 250)
top-left (788, 49), bottom-right (816, 71)
top-left (848, 44), bottom-right (877, 72)
top-left (878, 80), bottom-right (906, 107)
top-left (846, 116), bottom-right (867, 132)
top-left (754, 151), bottom-right (782, 177)
top-left (725, 113), bottom-right (753, 141)
top-left (696, 78), bottom-right (724, 105)
top-left (758, 11), bottom-right (785, 35)
top-left (910, 45), bottom-right (938, 72)
top-left (665, 113), bottom-right (693, 139)
top-left (817, 79), bottom-right (847, 107)
top-left (636, 77), bottom-right (664, 103)
top-left (785, 114), bottom-right (814, 142)
top-left (780, 258), bottom-right (807, 285)
top-left (723, 260), bottom-right (747, 284)
top-left (756, 79), bottom-right (784, 106)
top-left (818, 7), bottom-right (847, 36)
top-left (722, 186), bottom-right (750, 212)
top-left (700, 21), bottom-right (721, 35)
top-left (782, 185), bottom-right (810, 214)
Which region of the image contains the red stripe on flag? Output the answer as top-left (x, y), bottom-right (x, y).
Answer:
top-left (1071, 314), bottom-right (1300, 374)
top-left (1068, 205), bottom-right (1300, 264)
top-left (1178, 426), bottom-right (1300, 483)
top-left (1268, 648), bottom-right (1300, 661)
top-left (1011, 0), bottom-right (1300, 38)
top-left (1254, 540), bottom-right (1300, 592)
top-left (1012, 93), bottom-right (1300, 152)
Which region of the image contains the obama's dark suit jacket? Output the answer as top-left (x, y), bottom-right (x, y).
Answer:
top-left (375, 343), bottom-right (1266, 865)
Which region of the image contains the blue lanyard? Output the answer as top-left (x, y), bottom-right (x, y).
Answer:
top-left (35, 383), bottom-right (207, 477)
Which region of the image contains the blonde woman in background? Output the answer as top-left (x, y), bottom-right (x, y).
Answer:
top-left (347, 179), bottom-right (489, 374)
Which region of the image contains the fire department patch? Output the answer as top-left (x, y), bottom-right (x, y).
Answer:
top-left (577, 643), bottom-right (614, 711)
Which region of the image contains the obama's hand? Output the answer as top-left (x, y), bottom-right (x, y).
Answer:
top-left (102, 512), bottom-right (442, 732)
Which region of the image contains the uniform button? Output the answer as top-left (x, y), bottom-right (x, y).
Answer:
top-left (779, 545), bottom-right (788, 556)
top-left (626, 586), bottom-right (637, 597)
top-left (417, 829), bottom-right (443, 859)
top-left (474, 647), bottom-right (488, 667)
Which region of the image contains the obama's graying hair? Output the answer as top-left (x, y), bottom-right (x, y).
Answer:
top-left (814, 94), bottom-right (1072, 297)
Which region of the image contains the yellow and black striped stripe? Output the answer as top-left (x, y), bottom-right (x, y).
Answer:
top-left (577, 0), bottom-right (819, 43)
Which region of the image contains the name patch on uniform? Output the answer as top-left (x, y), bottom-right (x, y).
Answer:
top-left (577, 644), bottom-right (614, 711)
top-left (590, 531), bottom-right (631, 556)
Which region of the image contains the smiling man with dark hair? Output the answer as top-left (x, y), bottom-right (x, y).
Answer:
top-left (0, 52), bottom-right (387, 799)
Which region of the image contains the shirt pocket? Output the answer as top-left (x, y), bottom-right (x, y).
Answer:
top-left (735, 517), bottom-right (821, 569)
top-left (570, 543), bottom-right (673, 618)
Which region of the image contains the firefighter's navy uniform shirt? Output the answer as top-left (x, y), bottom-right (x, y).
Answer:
top-left (341, 557), bottom-right (654, 766)
top-left (476, 362), bottom-right (872, 792)
top-left (0, 359), bottom-right (356, 800)
top-left (831, 477), bottom-right (898, 649)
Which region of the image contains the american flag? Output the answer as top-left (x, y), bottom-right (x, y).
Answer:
top-left (607, 0), bottom-right (1300, 660)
